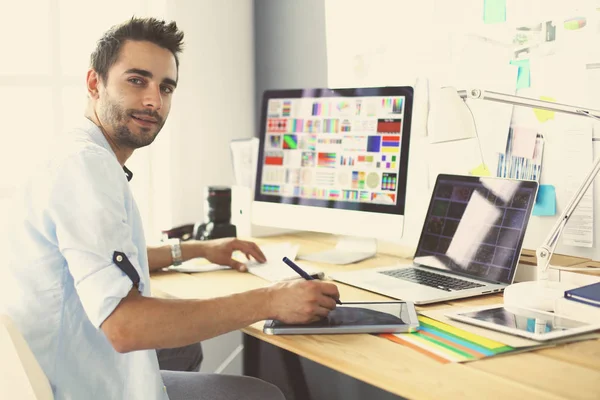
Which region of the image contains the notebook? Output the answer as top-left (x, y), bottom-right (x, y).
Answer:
top-left (564, 282), bottom-right (600, 308)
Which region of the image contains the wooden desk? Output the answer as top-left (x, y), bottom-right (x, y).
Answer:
top-left (150, 233), bottom-right (600, 400)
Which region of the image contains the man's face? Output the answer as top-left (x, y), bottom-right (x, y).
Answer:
top-left (96, 40), bottom-right (178, 149)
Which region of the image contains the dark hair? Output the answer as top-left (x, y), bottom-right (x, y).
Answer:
top-left (90, 17), bottom-right (184, 83)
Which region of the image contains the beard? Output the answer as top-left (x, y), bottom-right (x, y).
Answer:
top-left (100, 95), bottom-right (165, 149)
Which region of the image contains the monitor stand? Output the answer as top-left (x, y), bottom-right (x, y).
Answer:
top-left (298, 236), bottom-right (377, 265)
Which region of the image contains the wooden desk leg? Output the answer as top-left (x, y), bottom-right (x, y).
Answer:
top-left (243, 334), bottom-right (312, 400)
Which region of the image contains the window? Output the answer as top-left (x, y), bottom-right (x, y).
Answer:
top-left (0, 0), bottom-right (168, 240)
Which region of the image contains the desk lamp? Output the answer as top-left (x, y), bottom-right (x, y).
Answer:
top-left (456, 88), bottom-right (600, 311)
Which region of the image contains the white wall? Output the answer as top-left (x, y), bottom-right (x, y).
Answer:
top-left (254, 0), bottom-right (329, 118)
top-left (162, 0), bottom-right (256, 230)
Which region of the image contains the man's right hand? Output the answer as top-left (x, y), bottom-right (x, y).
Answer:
top-left (266, 280), bottom-right (340, 324)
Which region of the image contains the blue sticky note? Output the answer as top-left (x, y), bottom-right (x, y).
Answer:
top-left (532, 185), bottom-right (556, 216)
top-left (484, 0), bottom-right (506, 24)
top-left (510, 59), bottom-right (531, 89)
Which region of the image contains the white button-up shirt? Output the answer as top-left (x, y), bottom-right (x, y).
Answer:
top-left (1, 118), bottom-right (168, 399)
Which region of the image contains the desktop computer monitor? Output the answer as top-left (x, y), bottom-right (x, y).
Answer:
top-left (252, 86), bottom-right (414, 264)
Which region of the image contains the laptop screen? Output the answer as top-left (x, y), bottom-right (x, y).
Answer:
top-left (413, 174), bottom-right (538, 284)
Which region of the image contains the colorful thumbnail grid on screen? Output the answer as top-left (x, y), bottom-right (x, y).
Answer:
top-left (261, 96), bottom-right (405, 206)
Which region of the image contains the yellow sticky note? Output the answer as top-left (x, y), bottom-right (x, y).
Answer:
top-left (533, 96), bottom-right (556, 122)
top-left (469, 164), bottom-right (491, 177)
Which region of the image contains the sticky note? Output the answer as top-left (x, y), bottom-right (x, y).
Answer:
top-left (469, 163), bottom-right (492, 177)
top-left (510, 59), bottom-right (531, 89)
top-left (564, 17), bottom-right (586, 30)
top-left (533, 96), bottom-right (556, 123)
top-left (532, 185), bottom-right (556, 216)
top-left (483, 0), bottom-right (506, 24)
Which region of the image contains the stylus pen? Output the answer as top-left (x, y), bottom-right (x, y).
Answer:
top-left (282, 257), bottom-right (342, 305)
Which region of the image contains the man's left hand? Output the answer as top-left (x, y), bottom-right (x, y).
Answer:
top-left (201, 238), bottom-right (266, 272)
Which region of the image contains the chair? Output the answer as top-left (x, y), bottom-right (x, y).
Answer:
top-left (0, 314), bottom-right (53, 400)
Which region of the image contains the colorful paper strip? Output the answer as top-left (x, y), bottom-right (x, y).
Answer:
top-left (379, 315), bottom-right (515, 363)
top-left (418, 316), bottom-right (506, 349)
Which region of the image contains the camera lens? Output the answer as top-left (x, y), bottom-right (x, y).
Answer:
top-left (204, 186), bottom-right (232, 224)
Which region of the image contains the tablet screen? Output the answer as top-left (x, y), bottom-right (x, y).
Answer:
top-left (269, 302), bottom-right (409, 328)
top-left (458, 306), bottom-right (589, 334)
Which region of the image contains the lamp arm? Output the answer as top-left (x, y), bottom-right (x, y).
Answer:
top-left (457, 89), bottom-right (600, 119)
top-left (456, 88), bottom-right (600, 279)
top-left (536, 155), bottom-right (600, 278)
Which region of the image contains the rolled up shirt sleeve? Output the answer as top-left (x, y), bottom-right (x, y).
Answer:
top-left (47, 148), bottom-right (146, 328)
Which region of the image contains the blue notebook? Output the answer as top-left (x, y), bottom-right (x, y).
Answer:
top-left (565, 282), bottom-right (600, 308)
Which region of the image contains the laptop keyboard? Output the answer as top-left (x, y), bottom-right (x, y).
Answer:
top-left (378, 268), bottom-right (485, 292)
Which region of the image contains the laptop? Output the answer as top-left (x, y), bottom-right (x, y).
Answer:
top-left (330, 174), bottom-right (539, 304)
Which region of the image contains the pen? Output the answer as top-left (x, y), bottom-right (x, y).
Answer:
top-left (282, 257), bottom-right (342, 305)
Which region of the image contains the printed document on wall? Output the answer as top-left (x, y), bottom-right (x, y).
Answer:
top-left (428, 86), bottom-right (476, 143)
top-left (562, 128), bottom-right (594, 248)
top-left (230, 137), bottom-right (259, 190)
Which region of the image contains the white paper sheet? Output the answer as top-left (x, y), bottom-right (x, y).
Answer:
top-left (246, 243), bottom-right (323, 282)
top-left (168, 261), bottom-right (229, 273)
top-left (230, 137), bottom-right (259, 190)
top-left (561, 128), bottom-right (595, 248)
top-left (428, 86), bottom-right (476, 144)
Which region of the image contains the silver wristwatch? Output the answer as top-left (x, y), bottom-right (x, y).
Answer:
top-left (168, 239), bottom-right (183, 266)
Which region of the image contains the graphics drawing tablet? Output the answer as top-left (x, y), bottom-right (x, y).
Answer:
top-left (263, 301), bottom-right (419, 335)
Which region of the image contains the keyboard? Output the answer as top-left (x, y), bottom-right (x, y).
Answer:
top-left (378, 268), bottom-right (485, 292)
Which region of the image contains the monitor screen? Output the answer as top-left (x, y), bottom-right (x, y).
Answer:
top-left (254, 87), bottom-right (413, 222)
top-left (413, 175), bottom-right (538, 284)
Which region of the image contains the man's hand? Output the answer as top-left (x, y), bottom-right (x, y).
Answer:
top-left (266, 280), bottom-right (340, 324)
top-left (201, 238), bottom-right (267, 272)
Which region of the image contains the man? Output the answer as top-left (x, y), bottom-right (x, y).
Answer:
top-left (1, 17), bottom-right (340, 400)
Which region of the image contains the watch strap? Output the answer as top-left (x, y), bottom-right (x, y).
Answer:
top-left (169, 239), bottom-right (183, 266)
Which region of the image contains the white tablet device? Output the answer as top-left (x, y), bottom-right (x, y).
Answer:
top-left (446, 305), bottom-right (600, 341)
top-left (263, 301), bottom-right (420, 335)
